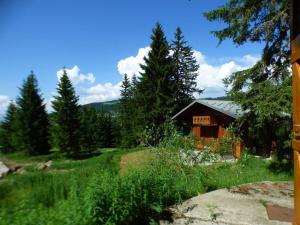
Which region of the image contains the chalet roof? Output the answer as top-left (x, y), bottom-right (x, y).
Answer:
top-left (172, 99), bottom-right (244, 120)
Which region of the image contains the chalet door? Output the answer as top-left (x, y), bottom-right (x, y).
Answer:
top-left (292, 0), bottom-right (300, 223)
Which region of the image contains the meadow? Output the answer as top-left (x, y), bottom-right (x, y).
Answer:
top-left (0, 137), bottom-right (293, 225)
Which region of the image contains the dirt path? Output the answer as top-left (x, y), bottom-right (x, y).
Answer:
top-left (119, 149), bottom-right (154, 175)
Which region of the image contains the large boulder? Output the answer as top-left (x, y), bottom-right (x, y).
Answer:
top-left (0, 161), bottom-right (10, 178)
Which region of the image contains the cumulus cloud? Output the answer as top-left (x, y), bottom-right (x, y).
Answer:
top-left (80, 82), bottom-right (121, 105)
top-left (117, 47), bottom-right (151, 79)
top-left (53, 66), bottom-right (121, 106)
top-left (57, 65), bottom-right (95, 85)
top-left (49, 50), bottom-right (259, 109)
top-left (0, 95), bottom-right (10, 118)
top-left (117, 48), bottom-right (259, 98)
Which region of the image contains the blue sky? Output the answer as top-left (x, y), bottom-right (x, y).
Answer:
top-left (0, 0), bottom-right (262, 115)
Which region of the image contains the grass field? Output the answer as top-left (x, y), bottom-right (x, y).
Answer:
top-left (0, 147), bottom-right (293, 225)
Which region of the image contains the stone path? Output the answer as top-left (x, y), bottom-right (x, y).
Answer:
top-left (160, 181), bottom-right (293, 225)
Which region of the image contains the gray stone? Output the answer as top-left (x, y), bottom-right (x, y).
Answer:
top-left (0, 161), bottom-right (10, 178)
top-left (160, 181), bottom-right (293, 225)
top-left (36, 160), bottom-right (53, 170)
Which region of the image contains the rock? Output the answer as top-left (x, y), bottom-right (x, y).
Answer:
top-left (36, 160), bottom-right (53, 170)
top-left (0, 161), bottom-right (10, 178)
top-left (8, 164), bottom-right (22, 172)
top-left (14, 167), bottom-right (26, 175)
top-left (160, 181), bottom-right (293, 225)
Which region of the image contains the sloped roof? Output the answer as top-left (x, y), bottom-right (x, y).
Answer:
top-left (172, 99), bottom-right (244, 120)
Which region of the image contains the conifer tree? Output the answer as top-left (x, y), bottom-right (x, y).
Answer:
top-left (171, 27), bottom-right (200, 112)
top-left (96, 111), bottom-right (114, 148)
top-left (16, 72), bottom-right (50, 155)
top-left (51, 70), bottom-right (81, 157)
top-left (80, 106), bottom-right (98, 153)
top-left (136, 23), bottom-right (175, 145)
top-left (103, 113), bottom-right (114, 147)
top-left (0, 102), bottom-right (18, 153)
top-left (204, 0), bottom-right (291, 159)
top-left (119, 74), bottom-right (136, 147)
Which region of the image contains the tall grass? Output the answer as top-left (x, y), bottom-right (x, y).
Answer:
top-left (0, 137), bottom-right (293, 225)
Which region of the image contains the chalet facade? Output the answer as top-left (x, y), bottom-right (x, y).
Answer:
top-left (172, 100), bottom-right (244, 156)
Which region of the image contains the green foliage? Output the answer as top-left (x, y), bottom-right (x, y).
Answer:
top-left (171, 27), bottom-right (201, 113)
top-left (135, 23), bottom-right (176, 145)
top-left (0, 102), bottom-right (19, 153)
top-left (0, 145), bottom-right (292, 225)
top-left (204, 0), bottom-right (290, 77)
top-left (51, 70), bottom-right (81, 157)
top-left (96, 111), bottom-right (117, 148)
top-left (0, 149), bottom-right (126, 225)
top-left (205, 0), bottom-right (292, 160)
top-left (84, 100), bottom-right (120, 115)
top-left (119, 74), bottom-right (138, 147)
top-left (79, 107), bottom-right (99, 153)
top-left (86, 166), bottom-right (199, 225)
top-left (16, 72), bottom-right (50, 155)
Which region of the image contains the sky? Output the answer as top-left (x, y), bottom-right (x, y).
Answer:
top-left (0, 0), bottom-right (263, 116)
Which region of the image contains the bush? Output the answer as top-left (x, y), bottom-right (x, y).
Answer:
top-left (86, 163), bottom-right (204, 225)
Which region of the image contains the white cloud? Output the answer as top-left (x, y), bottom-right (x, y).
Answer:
top-left (117, 48), bottom-right (259, 98)
top-left (117, 47), bottom-right (150, 79)
top-left (237, 54), bottom-right (260, 66)
top-left (193, 50), bottom-right (206, 64)
top-left (57, 65), bottom-right (95, 85)
top-left (53, 66), bottom-right (121, 107)
top-left (196, 54), bottom-right (259, 97)
top-left (48, 51), bottom-right (259, 110)
top-left (0, 95), bottom-right (10, 118)
top-left (196, 60), bottom-right (246, 98)
top-left (80, 82), bottom-right (121, 105)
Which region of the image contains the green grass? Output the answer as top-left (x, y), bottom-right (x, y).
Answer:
top-left (200, 155), bottom-right (292, 192)
top-left (0, 148), bottom-right (293, 225)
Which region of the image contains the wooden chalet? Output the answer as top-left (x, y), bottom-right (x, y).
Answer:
top-left (172, 100), bottom-right (244, 157)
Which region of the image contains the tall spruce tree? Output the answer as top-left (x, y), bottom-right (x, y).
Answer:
top-left (0, 102), bottom-right (18, 153)
top-left (51, 70), bottom-right (81, 157)
top-left (16, 72), bottom-right (50, 155)
top-left (119, 74), bottom-right (136, 147)
top-left (171, 27), bottom-right (200, 113)
top-left (136, 23), bottom-right (175, 145)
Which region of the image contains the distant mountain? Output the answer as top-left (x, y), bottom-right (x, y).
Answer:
top-left (82, 96), bottom-right (231, 116)
top-left (83, 100), bottom-right (120, 114)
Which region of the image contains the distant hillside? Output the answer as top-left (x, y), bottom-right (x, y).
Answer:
top-left (82, 96), bottom-right (231, 115)
top-left (83, 100), bottom-right (120, 114)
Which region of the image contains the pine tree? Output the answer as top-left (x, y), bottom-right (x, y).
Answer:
top-left (96, 111), bottom-right (114, 148)
top-left (0, 102), bottom-right (18, 153)
top-left (171, 27), bottom-right (200, 113)
top-left (119, 74), bottom-right (136, 147)
top-left (136, 23), bottom-right (175, 145)
top-left (103, 113), bottom-right (114, 147)
top-left (51, 70), bottom-right (81, 157)
top-left (80, 106), bottom-right (98, 153)
top-left (16, 72), bottom-right (50, 155)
